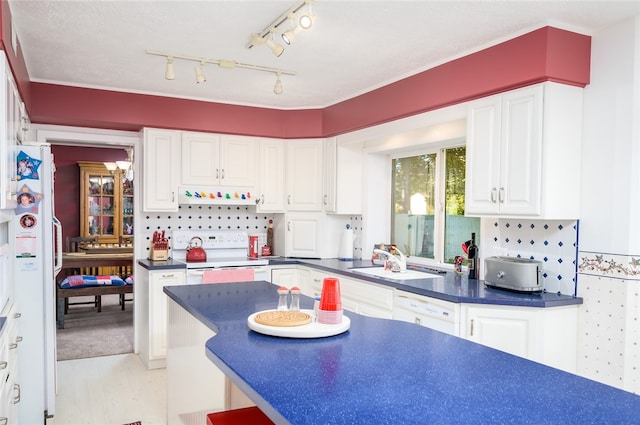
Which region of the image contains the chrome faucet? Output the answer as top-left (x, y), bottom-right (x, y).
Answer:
top-left (373, 247), bottom-right (407, 272)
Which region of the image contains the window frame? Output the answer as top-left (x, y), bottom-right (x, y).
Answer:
top-left (389, 142), bottom-right (467, 268)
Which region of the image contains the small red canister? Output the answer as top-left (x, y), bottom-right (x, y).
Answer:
top-left (249, 235), bottom-right (259, 258)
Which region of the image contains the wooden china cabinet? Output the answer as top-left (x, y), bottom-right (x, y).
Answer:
top-left (78, 161), bottom-right (134, 246)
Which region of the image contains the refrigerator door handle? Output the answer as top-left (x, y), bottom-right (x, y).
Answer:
top-left (53, 216), bottom-right (63, 275)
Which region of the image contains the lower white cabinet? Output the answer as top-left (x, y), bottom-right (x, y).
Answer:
top-left (394, 291), bottom-right (460, 337)
top-left (270, 267), bottom-right (310, 296)
top-left (460, 304), bottom-right (578, 372)
top-left (308, 268), bottom-right (394, 319)
top-left (138, 268), bottom-right (186, 369)
top-left (0, 302), bottom-right (20, 425)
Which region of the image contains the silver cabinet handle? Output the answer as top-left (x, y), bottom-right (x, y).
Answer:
top-left (499, 187), bottom-right (505, 203)
top-left (9, 343), bottom-right (17, 350)
top-left (13, 384), bottom-right (20, 404)
top-left (414, 317), bottom-right (421, 326)
top-left (13, 313), bottom-right (21, 319)
top-left (260, 195), bottom-right (265, 205)
top-left (287, 195), bottom-right (291, 205)
top-left (221, 169), bottom-right (225, 179)
top-left (15, 336), bottom-right (22, 343)
top-left (0, 417), bottom-right (7, 425)
top-left (323, 194), bottom-right (327, 205)
top-left (0, 361), bottom-right (7, 370)
top-left (490, 188), bottom-right (497, 203)
top-left (287, 221), bottom-right (291, 231)
top-left (470, 319), bottom-right (474, 337)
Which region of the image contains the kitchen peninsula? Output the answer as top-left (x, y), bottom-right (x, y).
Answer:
top-left (164, 282), bottom-right (640, 425)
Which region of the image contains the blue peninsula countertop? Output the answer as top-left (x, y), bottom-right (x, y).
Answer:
top-left (163, 282), bottom-right (638, 425)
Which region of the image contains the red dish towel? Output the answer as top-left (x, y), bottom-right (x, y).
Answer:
top-left (202, 268), bottom-right (255, 284)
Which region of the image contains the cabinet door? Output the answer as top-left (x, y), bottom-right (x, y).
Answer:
top-left (219, 135), bottom-right (258, 188)
top-left (258, 139), bottom-right (286, 212)
top-left (462, 305), bottom-right (534, 359)
top-left (0, 55), bottom-right (18, 210)
top-left (465, 95), bottom-right (502, 215)
top-left (322, 138), bottom-right (337, 212)
top-left (286, 139), bottom-right (323, 211)
top-left (181, 132), bottom-right (219, 185)
top-left (149, 270), bottom-right (185, 361)
top-left (143, 128), bottom-right (180, 211)
top-left (499, 86), bottom-right (542, 215)
top-left (284, 213), bottom-right (322, 257)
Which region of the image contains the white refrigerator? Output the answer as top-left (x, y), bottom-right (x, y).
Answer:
top-left (12, 143), bottom-right (61, 422)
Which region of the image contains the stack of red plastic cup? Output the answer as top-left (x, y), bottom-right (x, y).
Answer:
top-left (317, 277), bottom-right (343, 324)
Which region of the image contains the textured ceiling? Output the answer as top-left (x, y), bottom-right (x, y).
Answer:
top-left (7, 1), bottom-right (640, 109)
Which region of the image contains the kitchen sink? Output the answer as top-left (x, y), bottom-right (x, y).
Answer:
top-left (349, 267), bottom-right (443, 281)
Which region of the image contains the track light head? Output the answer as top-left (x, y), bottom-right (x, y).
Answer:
top-left (299, 2), bottom-right (315, 29)
top-left (274, 72), bottom-right (283, 95)
top-left (265, 35), bottom-right (284, 57)
top-left (195, 62), bottom-right (206, 83)
top-left (165, 57), bottom-right (175, 80)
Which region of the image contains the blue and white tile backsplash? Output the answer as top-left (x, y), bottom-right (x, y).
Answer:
top-left (485, 219), bottom-right (579, 296)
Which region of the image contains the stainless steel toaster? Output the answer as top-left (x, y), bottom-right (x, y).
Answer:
top-left (483, 256), bottom-right (543, 292)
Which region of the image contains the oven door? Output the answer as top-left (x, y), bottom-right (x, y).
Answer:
top-left (186, 266), bottom-right (270, 285)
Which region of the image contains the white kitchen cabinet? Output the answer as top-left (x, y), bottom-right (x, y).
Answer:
top-left (308, 268), bottom-right (394, 319)
top-left (142, 128), bottom-right (181, 212)
top-left (257, 138), bottom-right (286, 212)
top-left (271, 266), bottom-right (310, 296)
top-left (461, 303), bottom-right (578, 373)
top-left (181, 132), bottom-right (258, 189)
top-left (286, 139), bottom-right (324, 211)
top-left (138, 267), bottom-right (186, 369)
top-left (323, 138), bottom-right (363, 214)
top-left (465, 82), bottom-right (582, 218)
top-left (0, 302), bottom-right (20, 425)
top-left (0, 52), bottom-right (21, 211)
top-left (273, 212), bottom-right (341, 259)
top-left (394, 291), bottom-right (460, 336)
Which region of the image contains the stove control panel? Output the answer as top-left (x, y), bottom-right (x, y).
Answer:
top-left (172, 230), bottom-right (249, 250)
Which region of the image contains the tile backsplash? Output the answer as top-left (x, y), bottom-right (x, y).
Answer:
top-left (484, 219), bottom-right (579, 296)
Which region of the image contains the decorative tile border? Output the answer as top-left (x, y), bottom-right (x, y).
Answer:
top-left (578, 251), bottom-right (640, 280)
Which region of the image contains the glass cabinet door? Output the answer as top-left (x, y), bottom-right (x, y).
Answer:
top-left (79, 161), bottom-right (134, 246)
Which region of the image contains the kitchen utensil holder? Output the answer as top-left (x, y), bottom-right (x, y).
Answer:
top-left (149, 243), bottom-right (168, 261)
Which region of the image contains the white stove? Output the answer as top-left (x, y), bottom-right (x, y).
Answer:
top-left (171, 229), bottom-right (269, 269)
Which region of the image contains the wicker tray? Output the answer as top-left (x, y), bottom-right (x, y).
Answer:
top-left (247, 309), bottom-right (350, 338)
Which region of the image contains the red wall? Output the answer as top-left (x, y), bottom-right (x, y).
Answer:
top-left (0, 0), bottom-right (591, 139)
top-left (52, 145), bottom-right (127, 245)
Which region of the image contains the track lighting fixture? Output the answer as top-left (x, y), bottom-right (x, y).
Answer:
top-left (274, 72), bottom-right (283, 95)
top-left (247, 1), bottom-right (316, 53)
top-left (146, 50), bottom-right (295, 94)
top-left (165, 57), bottom-right (175, 80)
top-left (265, 34), bottom-right (285, 57)
top-left (195, 61), bottom-right (206, 83)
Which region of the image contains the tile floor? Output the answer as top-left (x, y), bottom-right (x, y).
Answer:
top-left (46, 353), bottom-right (166, 425)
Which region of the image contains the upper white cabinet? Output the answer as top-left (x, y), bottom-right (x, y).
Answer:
top-left (257, 138), bottom-right (286, 212)
top-left (323, 138), bottom-right (363, 214)
top-left (286, 139), bottom-right (324, 211)
top-left (181, 132), bottom-right (258, 189)
top-left (0, 52), bottom-right (21, 210)
top-left (142, 128), bottom-right (181, 212)
top-left (465, 83), bottom-right (582, 218)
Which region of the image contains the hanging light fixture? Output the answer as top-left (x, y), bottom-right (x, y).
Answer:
top-left (195, 61), bottom-right (206, 83)
top-left (146, 50), bottom-right (295, 95)
top-left (246, 1), bottom-right (316, 52)
top-left (116, 148), bottom-right (134, 182)
top-left (274, 72), bottom-right (283, 95)
top-left (281, 13), bottom-right (303, 45)
top-left (265, 33), bottom-right (285, 57)
top-left (165, 56), bottom-right (175, 80)
top-left (104, 162), bottom-right (118, 174)
top-left (298, 1), bottom-right (316, 29)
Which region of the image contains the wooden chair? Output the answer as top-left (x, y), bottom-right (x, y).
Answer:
top-left (63, 236), bottom-right (99, 311)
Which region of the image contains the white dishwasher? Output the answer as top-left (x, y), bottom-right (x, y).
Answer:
top-left (394, 290), bottom-right (460, 337)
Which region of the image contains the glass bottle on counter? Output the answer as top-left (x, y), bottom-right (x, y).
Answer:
top-left (290, 287), bottom-right (301, 311)
top-left (277, 287), bottom-right (289, 311)
top-left (468, 232), bottom-right (479, 279)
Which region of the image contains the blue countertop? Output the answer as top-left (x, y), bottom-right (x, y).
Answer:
top-left (164, 282), bottom-right (639, 425)
top-left (271, 258), bottom-right (582, 308)
top-left (141, 256), bottom-right (581, 307)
